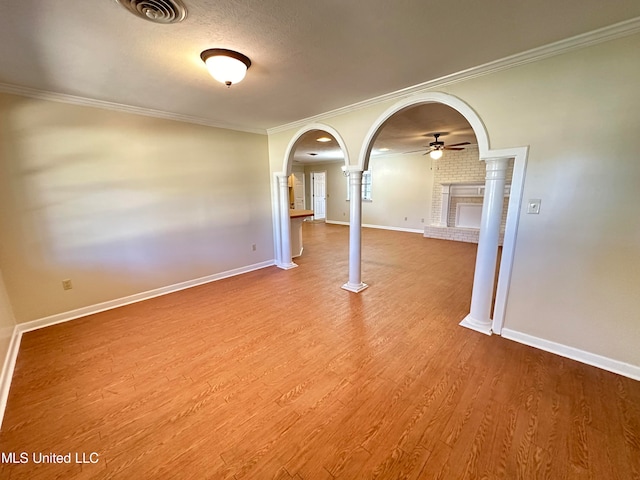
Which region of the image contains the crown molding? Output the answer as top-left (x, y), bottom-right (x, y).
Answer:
top-left (1, 16), bottom-right (638, 137)
top-left (0, 83), bottom-right (267, 135)
top-left (267, 16), bottom-right (640, 135)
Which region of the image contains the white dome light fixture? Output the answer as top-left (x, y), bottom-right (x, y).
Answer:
top-left (429, 148), bottom-right (443, 160)
top-left (200, 49), bottom-right (251, 87)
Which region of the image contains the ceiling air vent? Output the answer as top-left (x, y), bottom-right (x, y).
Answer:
top-left (115, 0), bottom-right (187, 24)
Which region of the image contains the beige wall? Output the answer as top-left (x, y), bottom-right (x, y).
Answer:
top-left (302, 163), bottom-right (345, 221)
top-left (299, 153), bottom-right (433, 230)
top-left (362, 152), bottom-right (433, 230)
top-left (0, 93), bottom-right (274, 323)
top-left (0, 270), bottom-right (15, 366)
top-left (268, 32), bottom-right (640, 367)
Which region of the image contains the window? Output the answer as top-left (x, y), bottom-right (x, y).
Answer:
top-left (362, 170), bottom-right (372, 201)
top-left (346, 170), bottom-right (372, 201)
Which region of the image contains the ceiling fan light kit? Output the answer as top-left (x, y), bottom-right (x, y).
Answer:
top-left (424, 133), bottom-right (470, 159)
top-left (200, 49), bottom-right (252, 87)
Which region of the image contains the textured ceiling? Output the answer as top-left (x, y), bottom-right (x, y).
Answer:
top-left (0, 1), bottom-right (639, 133)
top-left (292, 103), bottom-right (476, 164)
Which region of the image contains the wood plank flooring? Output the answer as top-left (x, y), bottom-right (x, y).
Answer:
top-left (0, 223), bottom-right (639, 479)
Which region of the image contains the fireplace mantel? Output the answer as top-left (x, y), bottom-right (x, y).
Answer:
top-left (442, 182), bottom-right (511, 198)
top-left (425, 182), bottom-right (510, 245)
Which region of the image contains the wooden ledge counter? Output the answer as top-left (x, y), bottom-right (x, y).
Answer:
top-left (289, 209), bottom-right (314, 257)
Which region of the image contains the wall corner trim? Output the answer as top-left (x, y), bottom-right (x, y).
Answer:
top-left (0, 326), bottom-right (21, 429)
top-left (0, 259), bottom-right (275, 429)
top-left (501, 328), bottom-right (640, 381)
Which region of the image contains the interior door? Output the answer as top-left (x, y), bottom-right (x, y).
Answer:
top-left (292, 171), bottom-right (305, 210)
top-left (312, 172), bottom-right (326, 221)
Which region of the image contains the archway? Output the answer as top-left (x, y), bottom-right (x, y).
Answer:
top-left (352, 92), bottom-right (528, 335)
top-left (274, 123), bottom-right (350, 269)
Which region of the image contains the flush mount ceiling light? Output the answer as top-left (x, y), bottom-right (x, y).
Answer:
top-left (115, 0), bottom-right (187, 24)
top-left (200, 49), bottom-right (252, 87)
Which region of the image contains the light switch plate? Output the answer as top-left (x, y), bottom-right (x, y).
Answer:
top-left (527, 199), bottom-right (541, 214)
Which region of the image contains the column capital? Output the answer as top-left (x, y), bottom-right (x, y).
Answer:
top-left (276, 173), bottom-right (289, 187)
top-left (344, 166), bottom-right (363, 177)
top-left (484, 157), bottom-right (509, 181)
top-left (481, 157), bottom-right (510, 169)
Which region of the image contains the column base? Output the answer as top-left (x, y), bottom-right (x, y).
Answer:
top-left (459, 314), bottom-right (493, 336)
top-left (276, 262), bottom-right (298, 270)
top-left (341, 282), bottom-right (369, 293)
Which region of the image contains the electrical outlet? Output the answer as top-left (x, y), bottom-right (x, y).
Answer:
top-left (62, 279), bottom-right (73, 290)
top-left (421, 218), bottom-right (425, 223)
top-left (404, 216), bottom-right (408, 221)
top-left (252, 244), bottom-right (257, 251)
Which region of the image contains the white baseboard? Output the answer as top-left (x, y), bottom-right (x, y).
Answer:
top-left (459, 314), bottom-right (492, 336)
top-left (501, 328), bottom-right (640, 381)
top-left (0, 326), bottom-right (21, 429)
top-left (18, 260), bottom-right (274, 333)
top-left (0, 259), bottom-right (275, 428)
top-left (362, 224), bottom-right (423, 234)
top-left (325, 220), bottom-right (423, 234)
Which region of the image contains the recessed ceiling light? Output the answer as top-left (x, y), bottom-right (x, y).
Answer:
top-left (316, 137), bottom-right (332, 142)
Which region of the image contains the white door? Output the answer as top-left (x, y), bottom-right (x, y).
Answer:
top-left (312, 172), bottom-right (326, 221)
top-left (292, 171), bottom-right (305, 210)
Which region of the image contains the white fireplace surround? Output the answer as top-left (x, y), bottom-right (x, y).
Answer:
top-left (436, 182), bottom-right (511, 228)
top-left (424, 182), bottom-right (511, 245)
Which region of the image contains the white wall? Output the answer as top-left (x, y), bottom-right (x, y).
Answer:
top-left (268, 32), bottom-right (640, 368)
top-left (0, 93), bottom-right (274, 323)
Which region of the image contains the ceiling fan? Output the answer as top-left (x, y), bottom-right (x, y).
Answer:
top-left (423, 133), bottom-right (470, 159)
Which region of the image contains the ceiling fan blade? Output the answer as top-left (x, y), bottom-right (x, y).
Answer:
top-left (403, 149), bottom-right (427, 154)
top-left (444, 147), bottom-right (466, 151)
top-left (446, 142), bottom-right (471, 147)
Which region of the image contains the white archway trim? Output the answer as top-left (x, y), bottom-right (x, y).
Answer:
top-left (357, 92), bottom-right (490, 170)
top-left (282, 123), bottom-right (350, 174)
top-left (490, 145), bottom-right (528, 334)
top-left (357, 91), bottom-right (528, 336)
top-left (274, 123), bottom-right (350, 269)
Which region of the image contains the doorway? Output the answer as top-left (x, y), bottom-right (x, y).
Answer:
top-left (290, 171), bottom-right (305, 209)
top-left (311, 171), bottom-right (326, 221)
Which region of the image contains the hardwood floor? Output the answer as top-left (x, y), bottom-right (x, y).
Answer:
top-left (1, 223), bottom-right (638, 479)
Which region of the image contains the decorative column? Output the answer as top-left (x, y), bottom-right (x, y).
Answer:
top-left (439, 184), bottom-right (451, 226)
top-left (342, 169), bottom-right (368, 293)
top-left (460, 158), bottom-right (509, 334)
top-left (277, 173), bottom-right (297, 270)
